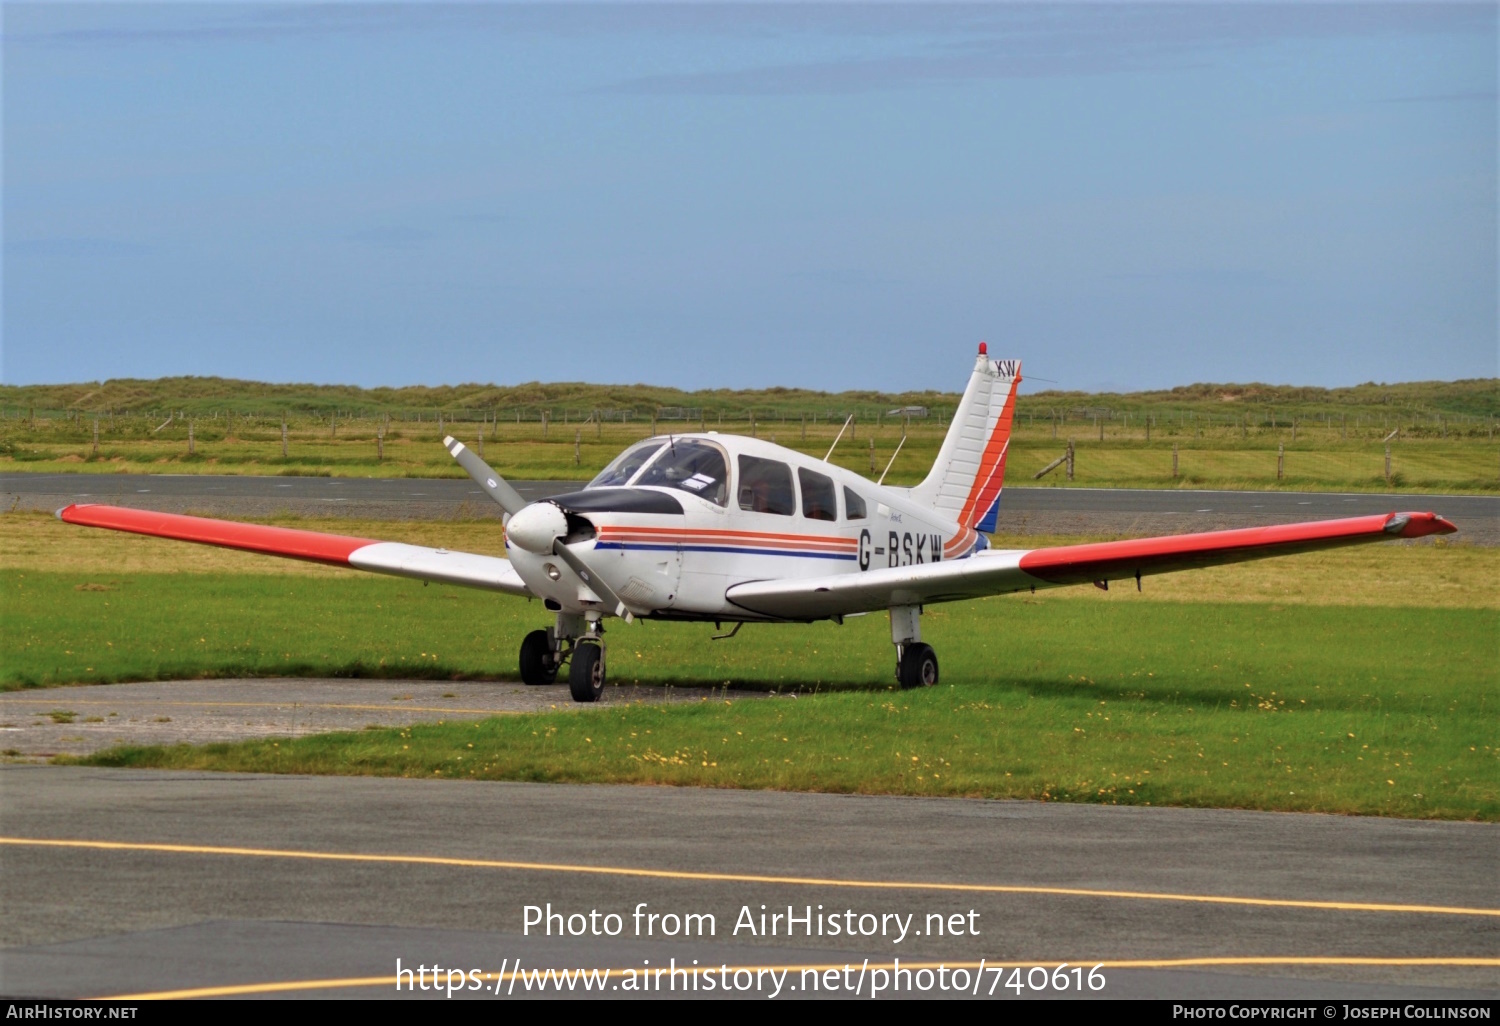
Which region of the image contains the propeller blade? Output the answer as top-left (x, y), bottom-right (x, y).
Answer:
top-left (550, 540), bottom-right (636, 624)
top-left (443, 435), bottom-right (528, 517)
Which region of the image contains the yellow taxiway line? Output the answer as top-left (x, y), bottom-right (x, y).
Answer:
top-left (3, 836), bottom-right (1496, 918)
top-left (106, 957), bottom-right (1500, 1000)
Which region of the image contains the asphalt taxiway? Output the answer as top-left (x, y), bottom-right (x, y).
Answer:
top-left (0, 768), bottom-right (1495, 999)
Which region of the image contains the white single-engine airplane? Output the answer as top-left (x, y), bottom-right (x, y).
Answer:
top-left (60, 345), bottom-right (1456, 702)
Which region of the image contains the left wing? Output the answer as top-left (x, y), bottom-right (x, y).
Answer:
top-left (57, 504), bottom-right (531, 596)
top-left (725, 511), bottom-right (1455, 620)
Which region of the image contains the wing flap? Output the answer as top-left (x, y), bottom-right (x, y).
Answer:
top-left (58, 504), bottom-right (531, 597)
top-left (726, 550), bottom-right (1035, 619)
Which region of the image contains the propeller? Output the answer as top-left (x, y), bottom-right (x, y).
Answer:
top-left (444, 435), bottom-right (636, 623)
top-left (443, 435), bottom-right (528, 517)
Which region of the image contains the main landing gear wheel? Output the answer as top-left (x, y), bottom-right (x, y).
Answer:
top-left (569, 642), bottom-right (606, 703)
top-left (518, 629), bottom-right (557, 686)
top-left (898, 643), bottom-right (939, 690)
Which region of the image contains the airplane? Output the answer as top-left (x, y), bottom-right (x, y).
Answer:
top-left (58, 344), bottom-right (1457, 703)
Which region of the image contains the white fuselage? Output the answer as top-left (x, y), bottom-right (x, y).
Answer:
top-left (504, 433), bottom-right (981, 622)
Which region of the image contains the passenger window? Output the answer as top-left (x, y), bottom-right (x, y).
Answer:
top-left (799, 468), bottom-right (837, 522)
top-left (843, 487), bottom-right (867, 520)
top-left (737, 456), bottom-right (795, 516)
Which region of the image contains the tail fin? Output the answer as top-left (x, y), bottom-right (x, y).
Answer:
top-left (910, 344), bottom-right (1020, 533)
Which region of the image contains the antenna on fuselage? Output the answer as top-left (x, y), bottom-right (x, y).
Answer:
top-left (823, 414), bottom-right (855, 462)
top-left (876, 431), bottom-right (907, 486)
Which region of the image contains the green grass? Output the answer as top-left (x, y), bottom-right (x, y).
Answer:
top-left (3, 415), bottom-right (1497, 492)
top-left (8, 569), bottom-right (1494, 819)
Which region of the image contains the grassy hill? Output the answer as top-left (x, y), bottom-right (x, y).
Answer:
top-left (2, 375), bottom-right (1497, 425)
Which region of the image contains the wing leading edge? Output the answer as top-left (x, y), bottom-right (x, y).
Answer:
top-left (725, 511), bottom-right (1456, 620)
top-left (56, 504), bottom-right (531, 596)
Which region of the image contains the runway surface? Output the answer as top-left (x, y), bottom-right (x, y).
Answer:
top-left (1, 767), bottom-right (1496, 1000)
top-left (6, 472), bottom-right (1496, 542)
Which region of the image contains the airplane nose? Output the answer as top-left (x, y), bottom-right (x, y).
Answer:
top-left (505, 501), bottom-right (568, 554)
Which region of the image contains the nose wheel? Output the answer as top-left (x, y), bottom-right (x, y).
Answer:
top-left (569, 642), bottom-right (606, 702)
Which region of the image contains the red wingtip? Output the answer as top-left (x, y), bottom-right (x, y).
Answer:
top-left (978, 341), bottom-right (987, 355)
top-left (1389, 512), bottom-right (1458, 538)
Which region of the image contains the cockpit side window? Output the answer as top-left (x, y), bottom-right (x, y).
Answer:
top-left (799, 468), bottom-right (837, 522)
top-left (633, 439), bottom-right (729, 506)
top-left (737, 456), bottom-right (795, 516)
top-left (843, 487), bottom-right (867, 520)
top-left (588, 442), bottom-right (664, 489)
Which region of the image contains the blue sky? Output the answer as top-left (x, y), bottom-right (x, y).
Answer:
top-left (3, 3), bottom-right (1495, 393)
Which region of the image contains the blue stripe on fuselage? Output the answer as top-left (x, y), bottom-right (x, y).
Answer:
top-left (594, 542), bottom-right (856, 561)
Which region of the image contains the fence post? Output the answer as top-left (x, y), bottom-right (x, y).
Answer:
top-left (1172, 443), bottom-right (1178, 478)
top-left (750, 410), bottom-right (756, 438)
top-left (281, 417), bottom-right (288, 457)
top-left (1066, 438), bottom-right (1075, 480)
top-left (1385, 445), bottom-right (1392, 484)
top-left (1241, 415), bottom-right (1247, 440)
top-left (1098, 416), bottom-right (1104, 442)
top-left (1291, 419), bottom-right (1297, 442)
top-left (1277, 442), bottom-right (1284, 480)
top-left (801, 412), bottom-right (806, 443)
top-left (542, 411), bottom-right (548, 439)
top-left (575, 430), bottom-right (581, 465)
top-left (477, 423), bottom-right (484, 459)
top-left (1145, 417), bottom-right (1151, 443)
top-left (377, 423), bottom-right (384, 461)
top-left (597, 411), bottom-right (602, 440)
top-left (651, 410), bottom-right (658, 437)
top-left (92, 417), bottom-right (99, 456)
top-left (188, 420), bottom-right (195, 456)
top-left (868, 437), bottom-right (875, 473)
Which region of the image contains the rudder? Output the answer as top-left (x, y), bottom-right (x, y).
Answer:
top-left (910, 344), bottom-right (1020, 532)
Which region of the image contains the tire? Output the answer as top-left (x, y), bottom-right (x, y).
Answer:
top-left (898, 643), bottom-right (939, 690)
top-left (519, 629), bottom-right (557, 686)
top-left (569, 642), bottom-right (606, 703)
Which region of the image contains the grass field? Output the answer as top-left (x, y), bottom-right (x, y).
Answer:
top-left (5, 511), bottom-right (1496, 819)
top-left (4, 373), bottom-right (1497, 491)
top-left (3, 412), bottom-right (1497, 492)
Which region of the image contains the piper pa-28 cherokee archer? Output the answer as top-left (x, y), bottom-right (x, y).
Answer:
top-left (60, 345), bottom-right (1457, 702)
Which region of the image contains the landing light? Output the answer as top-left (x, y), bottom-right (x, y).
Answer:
top-left (544, 563), bottom-right (562, 581)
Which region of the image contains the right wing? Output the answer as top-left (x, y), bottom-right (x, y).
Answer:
top-left (726, 511), bottom-right (1456, 620)
top-left (57, 504), bottom-right (531, 596)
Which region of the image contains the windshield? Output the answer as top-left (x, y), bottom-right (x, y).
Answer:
top-left (587, 442), bottom-right (663, 489)
top-left (634, 438), bottom-right (730, 506)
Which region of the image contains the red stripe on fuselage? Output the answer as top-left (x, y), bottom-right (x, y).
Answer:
top-left (58, 504), bottom-right (377, 566)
